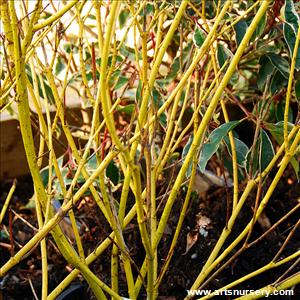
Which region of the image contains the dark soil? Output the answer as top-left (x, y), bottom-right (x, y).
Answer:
top-left (0, 168), bottom-right (299, 300)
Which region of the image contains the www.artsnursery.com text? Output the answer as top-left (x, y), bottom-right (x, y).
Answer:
top-left (186, 288), bottom-right (294, 298)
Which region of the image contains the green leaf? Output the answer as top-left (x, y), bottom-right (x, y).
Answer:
top-left (257, 56), bottom-right (274, 91)
top-left (163, 42), bottom-right (192, 83)
top-left (23, 196), bottom-right (37, 209)
top-left (224, 136), bottom-right (249, 168)
top-left (246, 129), bottom-right (274, 175)
top-left (84, 49), bottom-right (91, 60)
top-left (86, 70), bottom-right (100, 82)
top-left (108, 70), bottom-right (121, 86)
top-left (283, 0), bottom-right (300, 70)
top-left (150, 88), bottom-right (167, 128)
top-left (103, 55), bottom-right (122, 67)
top-left (87, 14), bottom-right (96, 20)
top-left (42, 12), bottom-right (52, 19)
top-left (223, 155), bottom-right (246, 181)
top-left (283, 23), bottom-right (300, 67)
top-left (63, 43), bottom-right (78, 54)
top-left (265, 121), bottom-right (294, 145)
top-left (152, 89), bottom-right (160, 107)
top-left (229, 71), bottom-right (239, 87)
top-left (284, 0), bottom-right (299, 32)
top-left (159, 113), bottom-right (167, 129)
top-left (294, 79), bottom-right (300, 103)
top-left (63, 168), bottom-right (84, 186)
top-left (290, 157), bottom-right (299, 180)
top-left (40, 166), bottom-right (53, 187)
top-left (275, 102), bottom-right (293, 123)
top-left (234, 20), bottom-right (248, 46)
top-left (246, 138), bottom-right (259, 176)
top-left (270, 71), bottom-right (288, 95)
top-left (199, 120), bottom-right (241, 172)
top-left (26, 65), bottom-right (55, 104)
top-left (217, 43), bottom-right (232, 69)
top-left (86, 154), bottom-right (98, 174)
top-left (193, 27), bottom-right (206, 48)
top-left (55, 56), bottom-right (65, 75)
top-left (182, 134), bottom-right (194, 177)
top-left (136, 80), bottom-right (142, 102)
top-left (259, 129), bottom-right (274, 172)
top-left (116, 104), bottom-right (135, 114)
top-left (166, 57), bottom-right (180, 80)
top-left (120, 45), bottom-right (140, 60)
top-left (115, 76), bottom-right (129, 90)
top-left (254, 13), bottom-right (266, 40)
top-left (119, 9), bottom-right (130, 28)
top-left (40, 156), bottom-right (63, 187)
top-left (204, 0), bottom-right (218, 19)
top-left (180, 41), bottom-right (193, 65)
top-left (146, 3), bottom-right (154, 14)
top-left (266, 53), bottom-right (290, 78)
top-left (140, 3), bottom-right (154, 15)
top-left (106, 161), bottom-right (120, 185)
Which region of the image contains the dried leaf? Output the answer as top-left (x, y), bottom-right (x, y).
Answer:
top-left (182, 231), bottom-right (198, 255)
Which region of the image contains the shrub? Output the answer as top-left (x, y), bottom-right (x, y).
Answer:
top-left (0, 1), bottom-right (299, 299)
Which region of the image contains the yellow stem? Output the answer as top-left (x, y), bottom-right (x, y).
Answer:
top-left (201, 250), bottom-right (300, 299)
top-left (0, 179), bottom-right (17, 225)
top-left (284, 21), bottom-right (300, 151)
top-left (33, 0), bottom-right (78, 32)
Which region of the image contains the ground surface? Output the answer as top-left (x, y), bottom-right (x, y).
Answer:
top-left (0, 168), bottom-right (299, 300)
